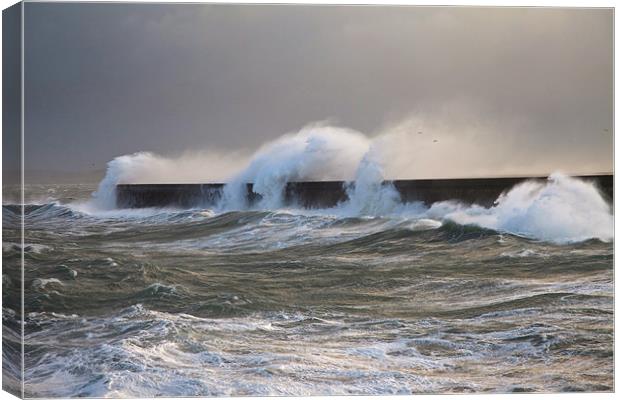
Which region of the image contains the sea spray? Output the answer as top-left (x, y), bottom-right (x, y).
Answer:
top-left (91, 152), bottom-right (157, 210)
top-left (340, 151), bottom-right (402, 216)
top-left (220, 125), bottom-right (370, 210)
top-left (88, 125), bottom-right (613, 244)
top-left (90, 151), bottom-right (246, 210)
top-left (427, 173), bottom-right (613, 243)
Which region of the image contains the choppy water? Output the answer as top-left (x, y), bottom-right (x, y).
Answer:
top-left (2, 182), bottom-right (614, 397)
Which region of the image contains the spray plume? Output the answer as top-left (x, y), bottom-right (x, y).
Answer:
top-left (90, 122), bottom-right (613, 244)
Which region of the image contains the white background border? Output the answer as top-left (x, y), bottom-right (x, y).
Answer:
top-left (0, 0), bottom-right (616, 399)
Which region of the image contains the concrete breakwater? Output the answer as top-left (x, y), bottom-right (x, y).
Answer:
top-left (115, 175), bottom-right (613, 209)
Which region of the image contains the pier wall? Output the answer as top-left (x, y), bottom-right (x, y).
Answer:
top-left (116, 175), bottom-right (613, 209)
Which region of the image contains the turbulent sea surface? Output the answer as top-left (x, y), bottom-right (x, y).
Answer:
top-left (2, 180), bottom-right (614, 397)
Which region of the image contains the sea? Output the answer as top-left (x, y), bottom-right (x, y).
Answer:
top-left (2, 174), bottom-right (614, 397)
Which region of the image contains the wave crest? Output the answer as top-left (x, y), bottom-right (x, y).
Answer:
top-left (428, 173), bottom-right (613, 244)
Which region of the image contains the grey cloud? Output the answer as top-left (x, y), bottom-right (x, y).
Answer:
top-left (21, 3), bottom-right (612, 181)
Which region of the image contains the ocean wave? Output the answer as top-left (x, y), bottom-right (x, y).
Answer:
top-left (78, 124), bottom-right (612, 245)
top-left (21, 298), bottom-right (611, 397)
top-left (5, 174), bottom-right (613, 247)
top-left (425, 173), bottom-right (613, 244)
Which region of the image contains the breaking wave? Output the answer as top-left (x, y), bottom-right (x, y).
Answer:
top-left (220, 125), bottom-right (370, 210)
top-left (80, 125), bottom-right (613, 244)
top-left (425, 173), bottom-right (613, 243)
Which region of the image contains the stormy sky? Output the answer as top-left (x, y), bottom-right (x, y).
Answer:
top-left (20, 3), bottom-right (613, 182)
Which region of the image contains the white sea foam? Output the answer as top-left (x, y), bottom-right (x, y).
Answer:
top-left (91, 152), bottom-right (156, 210)
top-left (500, 249), bottom-right (549, 258)
top-left (21, 307), bottom-right (465, 397)
top-left (425, 173), bottom-right (613, 244)
top-left (220, 124), bottom-right (370, 210)
top-left (31, 278), bottom-right (64, 290)
top-left (339, 151), bottom-right (402, 217)
top-left (26, 302), bottom-right (594, 397)
top-left (90, 151), bottom-right (246, 210)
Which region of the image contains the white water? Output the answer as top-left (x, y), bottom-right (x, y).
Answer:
top-left (220, 125), bottom-right (370, 210)
top-left (91, 151), bottom-right (247, 210)
top-left (91, 152), bottom-right (193, 210)
top-left (89, 125), bottom-right (613, 244)
top-left (339, 151), bottom-right (402, 216)
top-left (425, 173), bottom-right (613, 243)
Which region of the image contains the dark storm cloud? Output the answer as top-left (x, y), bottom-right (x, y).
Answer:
top-left (22, 3), bottom-right (612, 180)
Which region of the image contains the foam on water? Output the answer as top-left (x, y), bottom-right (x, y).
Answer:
top-left (23, 296), bottom-right (611, 397)
top-left (70, 201), bottom-right (193, 221)
top-left (425, 173), bottom-right (613, 244)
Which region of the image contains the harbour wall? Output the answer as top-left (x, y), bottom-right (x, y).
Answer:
top-left (115, 175), bottom-right (613, 209)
